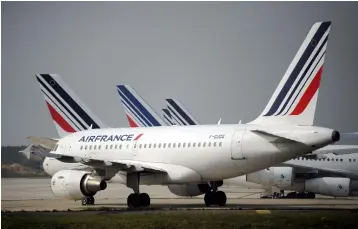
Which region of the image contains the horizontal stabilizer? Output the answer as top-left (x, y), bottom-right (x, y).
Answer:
top-left (250, 129), bottom-right (299, 143)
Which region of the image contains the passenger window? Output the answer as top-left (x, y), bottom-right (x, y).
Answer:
top-left (80, 145), bottom-right (83, 150)
top-left (105, 145), bottom-right (108, 150)
top-left (89, 145), bottom-right (92, 150)
top-left (183, 143), bottom-right (186, 148)
top-left (178, 143), bottom-right (181, 148)
top-left (203, 142), bottom-right (206, 147)
top-left (163, 143), bottom-right (166, 148)
top-left (158, 143), bottom-right (161, 148)
top-left (115, 145), bottom-right (117, 149)
top-left (126, 144), bottom-right (129, 149)
top-left (208, 142), bottom-right (211, 147)
top-left (94, 145), bottom-right (97, 150)
top-left (154, 143), bottom-right (156, 148)
top-left (144, 144), bottom-right (147, 148)
top-left (98, 145), bottom-right (101, 150)
top-left (198, 143), bottom-right (201, 147)
top-left (213, 142), bottom-right (216, 147)
top-left (336, 159), bottom-right (338, 162)
top-left (219, 142), bottom-right (222, 147)
top-left (149, 144), bottom-right (151, 148)
top-left (168, 143), bottom-right (171, 148)
top-left (193, 143), bottom-right (196, 147)
top-left (85, 145), bottom-right (88, 150)
top-left (327, 158), bottom-right (330, 161)
top-left (110, 145), bottom-right (113, 150)
top-left (340, 159), bottom-right (343, 162)
top-left (139, 144), bottom-right (142, 149)
top-left (354, 159), bottom-right (356, 162)
top-left (119, 144), bottom-right (122, 150)
top-left (349, 159), bottom-right (352, 162)
top-left (188, 143), bottom-right (191, 147)
top-left (173, 143), bottom-right (176, 148)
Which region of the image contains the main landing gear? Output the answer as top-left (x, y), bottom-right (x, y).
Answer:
top-left (126, 173), bottom-right (151, 208)
top-left (81, 196), bottom-right (95, 205)
top-left (204, 181), bottom-right (227, 206)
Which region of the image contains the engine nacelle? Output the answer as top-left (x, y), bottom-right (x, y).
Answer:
top-left (51, 170), bottom-right (107, 200)
top-left (305, 177), bottom-right (351, 197)
top-left (168, 184), bottom-right (211, 197)
top-left (246, 167), bottom-right (294, 189)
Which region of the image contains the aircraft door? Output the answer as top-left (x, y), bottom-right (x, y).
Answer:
top-left (231, 130), bottom-right (245, 160)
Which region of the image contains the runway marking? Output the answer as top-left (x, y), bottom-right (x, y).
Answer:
top-left (256, 210), bottom-right (271, 214)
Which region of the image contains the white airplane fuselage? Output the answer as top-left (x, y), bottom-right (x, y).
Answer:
top-left (49, 123), bottom-right (337, 184)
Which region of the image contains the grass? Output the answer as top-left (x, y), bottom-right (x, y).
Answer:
top-left (2, 210), bottom-right (358, 229)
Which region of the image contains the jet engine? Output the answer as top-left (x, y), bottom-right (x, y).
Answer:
top-left (246, 167), bottom-right (294, 189)
top-left (168, 184), bottom-right (211, 197)
top-left (50, 170), bottom-right (107, 200)
top-left (305, 177), bottom-right (351, 197)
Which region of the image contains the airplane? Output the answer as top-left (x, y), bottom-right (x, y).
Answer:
top-left (26, 21), bottom-right (340, 208)
top-left (161, 99), bottom-right (358, 198)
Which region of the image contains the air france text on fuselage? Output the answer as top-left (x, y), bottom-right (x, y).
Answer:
top-left (79, 134), bottom-right (136, 143)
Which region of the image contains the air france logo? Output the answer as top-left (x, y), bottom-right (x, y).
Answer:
top-left (78, 133), bottom-right (143, 143)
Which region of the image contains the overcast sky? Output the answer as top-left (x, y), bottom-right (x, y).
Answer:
top-left (2, 2), bottom-right (358, 145)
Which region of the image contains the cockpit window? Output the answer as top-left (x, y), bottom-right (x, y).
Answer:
top-left (53, 144), bottom-right (59, 151)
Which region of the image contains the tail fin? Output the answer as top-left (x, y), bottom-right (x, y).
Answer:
top-left (35, 74), bottom-right (107, 137)
top-left (165, 98), bottom-right (200, 125)
top-left (250, 21), bottom-right (331, 126)
top-left (162, 108), bottom-right (176, 125)
top-left (116, 85), bottom-right (167, 127)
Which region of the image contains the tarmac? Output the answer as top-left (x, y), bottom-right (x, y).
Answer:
top-left (2, 178), bottom-right (358, 212)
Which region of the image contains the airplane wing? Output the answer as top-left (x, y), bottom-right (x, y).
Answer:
top-left (19, 144), bottom-right (52, 159)
top-left (27, 136), bottom-right (59, 149)
top-left (110, 160), bottom-right (201, 183)
top-left (313, 145), bottom-right (358, 155)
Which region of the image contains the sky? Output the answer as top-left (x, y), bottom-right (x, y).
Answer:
top-left (2, 2), bottom-right (358, 146)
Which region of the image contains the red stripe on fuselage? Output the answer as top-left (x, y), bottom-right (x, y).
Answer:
top-left (134, 133), bottom-right (143, 140)
top-left (290, 66), bottom-right (323, 115)
top-left (46, 102), bottom-right (76, 132)
top-left (126, 115), bottom-right (138, 127)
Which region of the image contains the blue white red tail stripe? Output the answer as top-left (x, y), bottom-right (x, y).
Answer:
top-left (263, 22), bottom-right (330, 117)
top-left (166, 99), bottom-right (199, 125)
top-left (250, 21), bottom-right (332, 126)
top-left (40, 88), bottom-right (82, 131)
top-left (116, 85), bottom-right (166, 127)
top-left (120, 95), bottom-right (150, 127)
top-left (162, 108), bottom-right (175, 125)
top-left (37, 77), bottom-right (86, 131)
top-left (35, 74), bottom-right (106, 137)
top-left (38, 74), bottom-right (101, 128)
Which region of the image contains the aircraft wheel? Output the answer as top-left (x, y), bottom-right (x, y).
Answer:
top-left (82, 196), bottom-right (94, 205)
top-left (216, 191), bottom-right (227, 206)
top-left (204, 192), bottom-right (214, 206)
top-left (305, 192), bottom-right (316, 199)
top-left (140, 193), bottom-right (150, 207)
top-left (127, 193), bottom-right (140, 208)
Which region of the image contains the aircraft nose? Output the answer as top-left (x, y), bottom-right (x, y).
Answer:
top-left (332, 130), bottom-right (340, 142)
